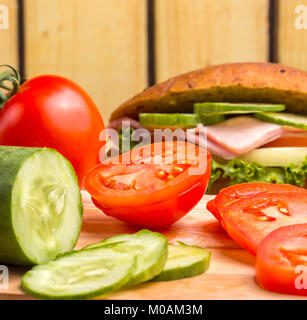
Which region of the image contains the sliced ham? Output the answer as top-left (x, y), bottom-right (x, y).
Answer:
top-left (108, 116), bottom-right (306, 160)
top-left (187, 125), bottom-right (238, 159)
top-left (108, 117), bottom-right (144, 130)
top-left (204, 116), bottom-right (284, 155)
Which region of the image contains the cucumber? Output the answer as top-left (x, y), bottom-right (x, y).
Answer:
top-left (194, 102), bottom-right (285, 114)
top-left (151, 241), bottom-right (211, 282)
top-left (139, 112), bottom-right (224, 128)
top-left (199, 113), bottom-right (225, 125)
top-left (139, 113), bottom-right (200, 129)
top-left (239, 147), bottom-right (307, 167)
top-left (22, 246), bottom-right (136, 300)
top-left (0, 146), bottom-right (82, 266)
top-left (84, 229), bottom-right (168, 285)
top-left (254, 112), bottom-right (307, 130)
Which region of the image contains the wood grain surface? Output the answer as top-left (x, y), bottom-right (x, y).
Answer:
top-left (0, 191), bottom-right (305, 300)
top-left (278, 0), bottom-right (307, 71)
top-left (24, 0), bottom-right (147, 122)
top-left (155, 0), bottom-right (269, 82)
top-left (0, 0), bottom-right (18, 69)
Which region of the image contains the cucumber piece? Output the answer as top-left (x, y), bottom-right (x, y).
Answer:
top-left (199, 113), bottom-right (226, 125)
top-left (0, 146), bottom-right (82, 266)
top-left (194, 102), bottom-right (285, 114)
top-left (22, 247), bottom-right (136, 300)
top-left (139, 113), bottom-right (200, 129)
top-left (254, 112), bottom-right (307, 130)
top-left (84, 229), bottom-right (168, 285)
top-left (239, 147), bottom-right (307, 167)
top-left (151, 241), bottom-right (211, 282)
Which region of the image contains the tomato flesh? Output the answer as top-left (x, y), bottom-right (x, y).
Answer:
top-left (256, 224), bottom-right (307, 296)
top-left (206, 199), bottom-right (221, 221)
top-left (215, 183), bottom-right (307, 219)
top-left (222, 192), bottom-right (307, 255)
top-left (84, 141), bottom-right (211, 228)
top-left (263, 135), bottom-right (307, 148)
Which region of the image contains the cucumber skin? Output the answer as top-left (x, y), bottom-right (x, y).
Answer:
top-left (139, 113), bottom-right (200, 128)
top-left (21, 250), bottom-right (136, 300)
top-left (151, 257), bottom-right (210, 282)
top-left (194, 102), bottom-right (285, 113)
top-left (0, 146), bottom-right (83, 266)
top-left (129, 231), bottom-right (168, 286)
top-left (151, 242), bottom-right (211, 282)
top-left (255, 112), bottom-right (307, 130)
top-left (0, 147), bottom-right (43, 265)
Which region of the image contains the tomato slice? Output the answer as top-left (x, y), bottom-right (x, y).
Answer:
top-left (263, 135), bottom-right (307, 148)
top-left (215, 183), bottom-right (307, 219)
top-left (222, 192), bottom-right (307, 255)
top-left (206, 199), bottom-right (221, 221)
top-left (84, 141), bottom-right (211, 228)
top-left (256, 224), bottom-right (307, 296)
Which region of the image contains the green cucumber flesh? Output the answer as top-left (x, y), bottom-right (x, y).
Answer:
top-left (151, 241), bottom-right (211, 282)
top-left (139, 113), bottom-right (200, 129)
top-left (0, 146), bottom-right (82, 266)
top-left (254, 112), bottom-right (307, 130)
top-left (139, 112), bottom-right (225, 128)
top-left (199, 114), bottom-right (225, 125)
top-left (84, 229), bottom-right (168, 285)
top-left (22, 247), bottom-right (136, 300)
top-left (194, 102), bottom-right (285, 114)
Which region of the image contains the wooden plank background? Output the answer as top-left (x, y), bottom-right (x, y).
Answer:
top-left (155, 0), bottom-right (270, 82)
top-left (0, 0), bottom-right (18, 69)
top-left (24, 0), bottom-right (147, 123)
top-left (0, 0), bottom-right (306, 122)
top-left (278, 0), bottom-right (307, 70)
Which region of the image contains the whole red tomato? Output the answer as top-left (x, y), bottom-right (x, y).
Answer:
top-left (0, 74), bottom-right (105, 187)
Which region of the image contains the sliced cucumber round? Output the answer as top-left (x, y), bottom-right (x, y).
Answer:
top-left (199, 113), bottom-right (225, 125)
top-left (139, 113), bottom-right (200, 129)
top-left (254, 112), bottom-right (307, 130)
top-left (151, 241), bottom-right (211, 282)
top-left (239, 147), bottom-right (307, 167)
top-left (84, 229), bottom-right (168, 285)
top-left (194, 102), bottom-right (285, 114)
top-left (0, 146), bottom-right (82, 266)
top-left (22, 247), bottom-right (136, 300)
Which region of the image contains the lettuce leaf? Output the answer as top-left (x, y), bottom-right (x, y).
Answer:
top-left (208, 157), bottom-right (307, 193)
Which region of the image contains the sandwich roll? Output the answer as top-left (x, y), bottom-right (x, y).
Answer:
top-left (108, 62), bottom-right (307, 193)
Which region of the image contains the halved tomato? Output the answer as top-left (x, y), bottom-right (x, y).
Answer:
top-left (256, 224), bottom-right (307, 296)
top-left (84, 141), bottom-right (211, 228)
top-left (214, 183), bottom-right (307, 219)
top-left (222, 192), bottom-right (307, 255)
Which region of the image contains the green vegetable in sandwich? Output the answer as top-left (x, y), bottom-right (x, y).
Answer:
top-left (107, 62), bottom-right (307, 193)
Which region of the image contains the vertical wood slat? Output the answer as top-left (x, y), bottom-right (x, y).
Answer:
top-left (278, 0), bottom-right (307, 71)
top-left (24, 0), bottom-right (147, 122)
top-left (155, 0), bottom-right (270, 82)
top-left (0, 0), bottom-right (18, 68)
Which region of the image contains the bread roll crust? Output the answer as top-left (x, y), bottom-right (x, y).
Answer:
top-left (110, 62), bottom-right (307, 122)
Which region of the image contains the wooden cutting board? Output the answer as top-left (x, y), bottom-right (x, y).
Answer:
top-left (0, 192), bottom-right (305, 300)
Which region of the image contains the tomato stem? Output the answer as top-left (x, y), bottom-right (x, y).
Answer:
top-left (0, 65), bottom-right (20, 109)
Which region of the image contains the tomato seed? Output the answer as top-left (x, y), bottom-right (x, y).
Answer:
top-left (173, 166), bottom-right (184, 174)
top-left (257, 215), bottom-right (276, 222)
top-left (157, 170), bottom-right (166, 179)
